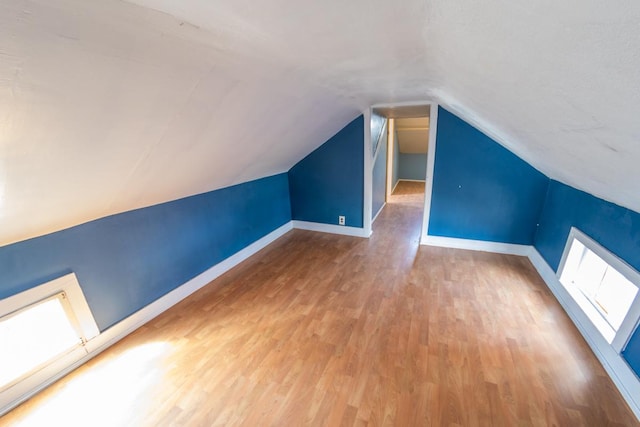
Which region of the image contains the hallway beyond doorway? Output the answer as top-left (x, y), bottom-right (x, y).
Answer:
top-left (388, 180), bottom-right (425, 207)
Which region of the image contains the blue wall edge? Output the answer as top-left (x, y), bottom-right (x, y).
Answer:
top-left (533, 179), bottom-right (640, 378)
top-left (289, 115), bottom-right (365, 228)
top-left (427, 107), bottom-right (640, 379)
top-left (428, 107), bottom-right (549, 245)
top-left (0, 173), bottom-right (292, 331)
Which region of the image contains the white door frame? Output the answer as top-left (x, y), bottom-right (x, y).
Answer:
top-left (421, 104), bottom-right (438, 244)
top-left (363, 108), bottom-right (373, 237)
top-left (364, 101), bottom-right (439, 241)
top-left (386, 118), bottom-right (395, 200)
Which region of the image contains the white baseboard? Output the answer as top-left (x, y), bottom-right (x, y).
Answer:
top-left (372, 203), bottom-right (386, 224)
top-left (421, 235), bottom-right (640, 420)
top-left (390, 180), bottom-right (400, 195)
top-left (420, 234), bottom-right (531, 256)
top-left (527, 248), bottom-right (640, 420)
top-left (389, 178), bottom-right (427, 195)
top-left (6, 223), bottom-right (638, 421)
top-left (84, 221), bottom-right (293, 353)
top-left (292, 220), bottom-right (370, 238)
top-left (389, 179), bottom-right (425, 197)
top-left (2, 219), bottom-right (369, 414)
top-left (397, 179), bottom-right (426, 183)
top-left (0, 221), bottom-right (294, 416)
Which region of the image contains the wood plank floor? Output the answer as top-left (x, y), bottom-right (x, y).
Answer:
top-left (3, 181), bottom-right (638, 426)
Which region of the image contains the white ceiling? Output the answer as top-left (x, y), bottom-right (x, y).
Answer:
top-left (2, 0), bottom-right (640, 246)
top-left (396, 118), bottom-right (429, 154)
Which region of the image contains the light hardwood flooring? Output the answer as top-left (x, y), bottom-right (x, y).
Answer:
top-left (3, 181), bottom-right (638, 426)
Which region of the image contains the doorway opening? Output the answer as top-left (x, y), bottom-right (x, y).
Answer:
top-left (369, 104), bottom-right (432, 240)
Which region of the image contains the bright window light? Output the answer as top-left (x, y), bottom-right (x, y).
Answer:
top-left (0, 273), bottom-right (99, 416)
top-left (12, 342), bottom-right (172, 426)
top-left (0, 294), bottom-right (82, 391)
top-left (559, 228), bottom-right (640, 347)
top-left (598, 267), bottom-right (638, 330)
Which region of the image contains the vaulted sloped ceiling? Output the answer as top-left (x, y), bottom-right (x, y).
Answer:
top-left (2, 0), bottom-right (639, 246)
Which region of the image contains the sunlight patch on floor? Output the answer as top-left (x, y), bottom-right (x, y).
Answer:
top-left (14, 342), bottom-right (172, 427)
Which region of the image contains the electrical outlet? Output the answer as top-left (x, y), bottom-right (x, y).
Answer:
top-left (338, 215), bottom-right (345, 226)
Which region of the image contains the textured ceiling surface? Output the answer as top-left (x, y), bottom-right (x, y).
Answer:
top-left (2, 0), bottom-right (640, 245)
top-left (396, 118), bottom-right (429, 154)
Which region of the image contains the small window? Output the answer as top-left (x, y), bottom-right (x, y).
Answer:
top-left (0, 293), bottom-right (84, 391)
top-left (0, 273), bottom-right (99, 414)
top-left (558, 228), bottom-right (640, 350)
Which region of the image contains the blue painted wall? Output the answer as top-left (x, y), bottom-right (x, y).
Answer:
top-left (624, 331), bottom-right (640, 379)
top-left (289, 116), bottom-right (364, 228)
top-left (428, 107), bottom-right (549, 244)
top-left (533, 180), bottom-right (640, 377)
top-left (426, 106), bottom-right (640, 376)
top-left (0, 174), bottom-right (291, 331)
top-left (372, 121), bottom-right (388, 220)
top-left (398, 153), bottom-right (427, 181)
top-left (392, 130), bottom-right (400, 192)
top-left (535, 181), bottom-right (640, 272)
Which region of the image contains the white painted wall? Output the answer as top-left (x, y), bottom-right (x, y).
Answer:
top-left (3, 0), bottom-right (640, 245)
top-left (0, 0), bottom-right (360, 245)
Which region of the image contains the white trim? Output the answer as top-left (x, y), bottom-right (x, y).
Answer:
top-left (420, 234), bottom-right (531, 256)
top-left (396, 179), bottom-right (426, 183)
top-left (411, 98), bottom-right (639, 420)
top-left (528, 248), bottom-right (640, 421)
top-left (559, 228), bottom-right (640, 291)
top-left (0, 221), bottom-right (294, 416)
top-left (371, 118), bottom-right (388, 225)
top-left (388, 179), bottom-right (426, 197)
top-left (85, 220), bottom-right (293, 354)
top-left (556, 227), bottom-right (640, 350)
top-left (526, 246), bottom-right (560, 288)
top-left (363, 108), bottom-right (373, 239)
top-left (0, 273), bottom-right (101, 414)
top-left (4, 220), bottom-right (637, 421)
top-left (292, 220), bottom-right (370, 238)
top-left (422, 103), bottom-right (438, 240)
top-left (390, 178), bottom-right (401, 195)
top-left (0, 345), bottom-right (87, 418)
top-left (386, 119), bottom-right (396, 200)
top-left (371, 100), bottom-right (436, 109)
top-left (0, 273), bottom-right (99, 341)
top-left (372, 120), bottom-right (388, 164)
top-left (370, 100), bottom-right (437, 226)
top-left (372, 203), bottom-right (385, 224)
top-left (420, 234), bottom-right (640, 421)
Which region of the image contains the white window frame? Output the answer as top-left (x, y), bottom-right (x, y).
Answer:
top-left (0, 273), bottom-right (99, 414)
top-left (557, 227), bottom-right (640, 353)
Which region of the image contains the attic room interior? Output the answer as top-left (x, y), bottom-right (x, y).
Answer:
top-left (2, 0), bottom-right (640, 425)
